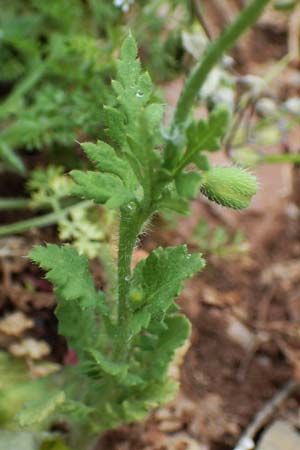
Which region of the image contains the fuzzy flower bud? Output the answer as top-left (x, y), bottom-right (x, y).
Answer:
top-left (200, 166), bottom-right (258, 210)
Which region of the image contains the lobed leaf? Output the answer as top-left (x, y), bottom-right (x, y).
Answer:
top-left (175, 171), bottom-right (203, 199)
top-left (131, 245), bottom-right (205, 318)
top-left (71, 35), bottom-right (164, 210)
top-left (183, 106), bottom-right (230, 167)
top-left (71, 170), bottom-right (135, 208)
top-left (80, 141), bottom-right (136, 187)
top-left (18, 391), bottom-right (66, 427)
top-left (29, 244), bottom-right (98, 309)
top-left (29, 244), bottom-right (106, 354)
top-left (139, 315), bottom-right (190, 380)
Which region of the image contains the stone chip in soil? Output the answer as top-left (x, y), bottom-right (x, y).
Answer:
top-left (256, 420), bottom-right (300, 450)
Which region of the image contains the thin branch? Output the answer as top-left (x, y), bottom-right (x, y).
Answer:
top-left (192, 0), bottom-right (213, 40)
top-left (211, 0), bottom-right (238, 25)
top-left (168, 0), bottom-right (271, 135)
top-left (0, 200), bottom-right (91, 237)
top-left (288, 2), bottom-right (300, 66)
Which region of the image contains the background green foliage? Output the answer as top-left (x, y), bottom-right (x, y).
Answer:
top-left (0, 0), bottom-right (190, 174)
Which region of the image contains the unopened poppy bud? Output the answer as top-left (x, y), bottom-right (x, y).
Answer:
top-left (200, 166), bottom-right (258, 210)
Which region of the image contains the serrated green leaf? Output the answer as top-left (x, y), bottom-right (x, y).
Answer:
top-left (29, 245), bottom-right (105, 353)
top-left (88, 349), bottom-right (128, 377)
top-left (141, 315), bottom-right (190, 380)
top-left (117, 34), bottom-right (140, 87)
top-left (55, 301), bottom-right (97, 354)
top-left (176, 106), bottom-right (229, 172)
top-left (80, 141), bottom-right (136, 186)
top-left (193, 153), bottom-right (210, 170)
top-left (146, 105), bottom-right (164, 141)
top-left (175, 171), bottom-right (203, 199)
top-left (18, 392), bottom-right (66, 427)
top-left (71, 170), bottom-right (135, 208)
top-left (121, 378), bottom-right (178, 422)
top-left (58, 400), bottom-right (94, 423)
top-left (155, 184), bottom-right (190, 214)
top-left (111, 35), bottom-right (159, 177)
top-left (136, 72), bottom-right (153, 104)
top-left (132, 246), bottom-right (205, 317)
top-left (104, 106), bottom-right (125, 147)
top-left (70, 33), bottom-right (165, 214)
top-left (30, 244), bottom-right (98, 309)
top-left (128, 309), bottom-right (151, 336)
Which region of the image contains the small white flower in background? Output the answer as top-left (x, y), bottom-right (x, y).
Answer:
top-left (255, 97), bottom-right (277, 117)
top-left (238, 75), bottom-right (267, 97)
top-left (182, 28), bottom-right (235, 112)
top-left (113, 0), bottom-right (135, 13)
top-left (201, 67), bottom-right (223, 99)
top-left (283, 97), bottom-right (300, 116)
top-left (182, 30), bottom-right (208, 60)
top-left (59, 204), bottom-right (115, 259)
top-left (213, 87), bottom-right (235, 113)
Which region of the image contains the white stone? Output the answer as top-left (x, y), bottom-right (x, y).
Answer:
top-left (257, 420), bottom-right (300, 450)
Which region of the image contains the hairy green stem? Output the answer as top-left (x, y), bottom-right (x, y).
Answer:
top-left (116, 208), bottom-right (146, 360)
top-left (0, 201), bottom-right (91, 237)
top-left (117, 212), bottom-right (137, 323)
top-left (165, 0), bottom-right (271, 165)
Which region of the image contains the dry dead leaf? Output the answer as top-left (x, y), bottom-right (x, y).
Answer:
top-left (9, 338), bottom-right (50, 360)
top-left (154, 394), bottom-right (196, 435)
top-left (188, 393), bottom-right (239, 441)
top-left (0, 311), bottom-right (34, 337)
top-left (162, 433), bottom-right (207, 450)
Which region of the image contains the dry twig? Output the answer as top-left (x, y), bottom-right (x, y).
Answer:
top-left (288, 2), bottom-right (300, 66)
top-left (192, 0), bottom-right (213, 40)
